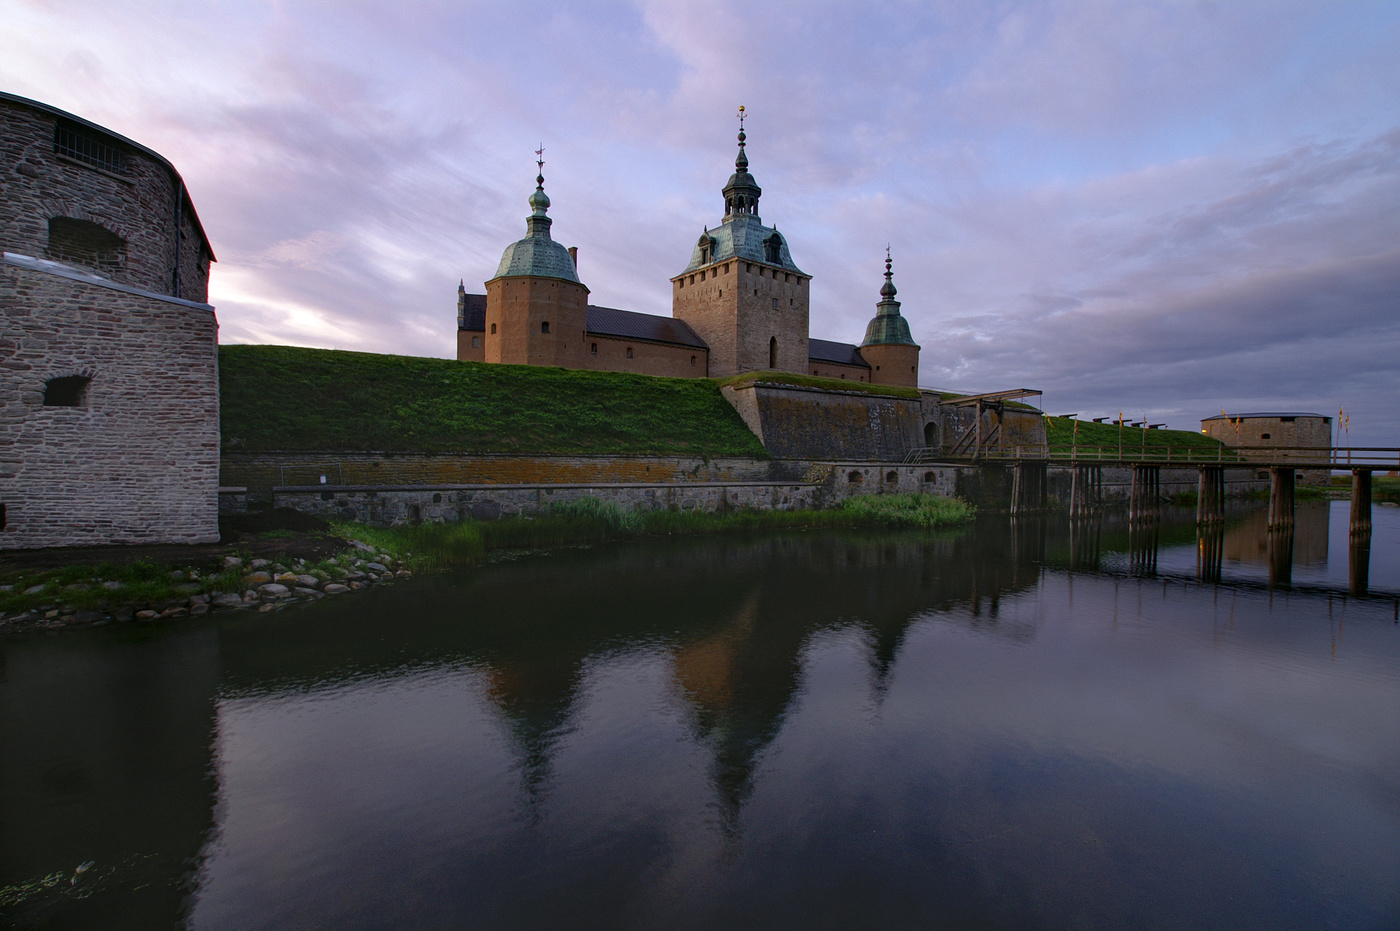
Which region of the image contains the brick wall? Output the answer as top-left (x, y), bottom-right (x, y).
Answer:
top-left (0, 257), bottom-right (220, 547)
top-left (582, 333), bottom-right (708, 378)
top-left (0, 95), bottom-right (209, 303)
top-left (485, 276), bottom-right (589, 367)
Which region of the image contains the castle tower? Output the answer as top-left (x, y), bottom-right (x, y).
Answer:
top-left (859, 251), bottom-right (920, 388)
top-left (672, 109), bottom-right (809, 376)
top-left (484, 152), bottom-right (589, 368)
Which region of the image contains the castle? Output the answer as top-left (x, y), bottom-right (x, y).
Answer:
top-left (457, 115), bottom-right (921, 387)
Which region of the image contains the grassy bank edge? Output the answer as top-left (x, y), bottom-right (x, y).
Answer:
top-left (0, 494), bottom-right (975, 619)
top-left (334, 494), bottom-right (977, 571)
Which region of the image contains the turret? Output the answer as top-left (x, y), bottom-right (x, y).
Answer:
top-left (483, 150), bottom-right (589, 368)
top-left (858, 251), bottom-right (920, 387)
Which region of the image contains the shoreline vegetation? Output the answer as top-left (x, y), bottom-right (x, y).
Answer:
top-left (0, 494), bottom-right (975, 632)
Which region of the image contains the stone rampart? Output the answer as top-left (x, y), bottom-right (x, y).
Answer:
top-left (721, 381), bottom-right (921, 460)
top-left (1, 255), bottom-right (220, 548)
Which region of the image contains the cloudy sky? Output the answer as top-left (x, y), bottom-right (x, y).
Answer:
top-left (4, 0), bottom-right (1398, 442)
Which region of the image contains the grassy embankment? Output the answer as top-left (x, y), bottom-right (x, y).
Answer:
top-left (1043, 416), bottom-right (1236, 456)
top-left (220, 344), bottom-right (770, 456)
top-left (715, 370), bottom-right (921, 399)
top-left (336, 493), bottom-right (976, 571)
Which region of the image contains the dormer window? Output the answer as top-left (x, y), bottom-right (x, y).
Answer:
top-left (764, 233), bottom-right (781, 264)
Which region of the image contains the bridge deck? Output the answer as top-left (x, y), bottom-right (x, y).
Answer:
top-left (904, 445), bottom-right (1400, 470)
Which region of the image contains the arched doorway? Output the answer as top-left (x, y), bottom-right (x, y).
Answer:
top-left (923, 422), bottom-right (939, 449)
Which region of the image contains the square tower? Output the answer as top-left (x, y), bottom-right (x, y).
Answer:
top-left (671, 118), bottom-right (809, 377)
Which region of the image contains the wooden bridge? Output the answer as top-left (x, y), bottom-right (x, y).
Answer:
top-left (903, 443), bottom-right (1398, 534)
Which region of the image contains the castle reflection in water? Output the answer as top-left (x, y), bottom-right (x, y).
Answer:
top-left (0, 500), bottom-right (1393, 928)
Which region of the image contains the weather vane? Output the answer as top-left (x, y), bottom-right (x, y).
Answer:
top-left (737, 105), bottom-right (745, 131)
top-left (535, 144), bottom-right (545, 176)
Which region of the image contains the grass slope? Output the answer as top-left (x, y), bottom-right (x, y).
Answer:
top-left (1045, 416), bottom-right (1231, 453)
top-left (220, 345), bottom-right (769, 457)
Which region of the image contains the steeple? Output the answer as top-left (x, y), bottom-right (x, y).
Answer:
top-left (525, 145), bottom-right (553, 237)
top-left (723, 105), bottom-right (762, 221)
top-left (491, 147), bottom-right (580, 283)
top-left (861, 249), bottom-right (917, 347)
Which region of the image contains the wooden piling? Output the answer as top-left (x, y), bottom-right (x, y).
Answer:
top-left (1351, 469), bottom-right (1372, 535)
top-left (1268, 467), bottom-right (1295, 529)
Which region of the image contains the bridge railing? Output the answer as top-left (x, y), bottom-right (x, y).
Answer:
top-left (905, 444), bottom-right (1400, 468)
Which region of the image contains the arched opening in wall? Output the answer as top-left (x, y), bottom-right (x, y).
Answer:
top-left (47, 217), bottom-right (126, 276)
top-left (44, 375), bottom-right (91, 407)
top-left (769, 337), bottom-right (777, 369)
top-left (590, 342), bottom-right (598, 355)
top-left (885, 471), bottom-right (898, 483)
top-left (541, 321), bottom-right (550, 334)
top-left (923, 471), bottom-right (935, 483)
top-left (848, 471), bottom-right (863, 484)
top-left (490, 323), bottom-right (497, 334)
top-left (923, 422), bottom-right (939, 448)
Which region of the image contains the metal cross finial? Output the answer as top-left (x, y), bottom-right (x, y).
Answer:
top-left (535, 144), bottom-right (545, 186)
top-left (885, 245), bottom-right (892, 276)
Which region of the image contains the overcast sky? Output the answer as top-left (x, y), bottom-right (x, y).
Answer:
top-left (4, 1), bottom-right (1398, 442)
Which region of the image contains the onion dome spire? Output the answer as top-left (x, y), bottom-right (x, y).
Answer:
top-left (861, 248), bottom-right (917, 347)
top-left (491, 145), bottom-right (581, 283)
top-left (723, 105), bottom-right (762, 221)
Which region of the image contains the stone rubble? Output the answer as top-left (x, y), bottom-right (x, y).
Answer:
top-left (0, 542), bottom-right (411, 633)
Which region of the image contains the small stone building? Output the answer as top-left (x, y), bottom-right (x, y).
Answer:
top-left (457, 119), bottom-right (921, 387)
top-left (1201, 412), bottom-right (1332, 484)
top-left (1, 92), bottom-right (220, 548)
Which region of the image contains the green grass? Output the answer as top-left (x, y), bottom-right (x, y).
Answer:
top-left (716, 370), bottom-right (921, 399)
top-left (332, 494), bottom-right (976, 570)
top-left (1044, 416), bottom-right (1235, 455)
top-left (221, 344), bottom-right (769, 457)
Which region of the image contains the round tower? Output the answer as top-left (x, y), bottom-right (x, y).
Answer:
top-left (859, 251), bottom-right (920, 388)
top-left (484, 153), bottom-right (589, 368)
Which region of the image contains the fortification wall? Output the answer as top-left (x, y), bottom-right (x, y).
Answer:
top-left (0, 256), bottom-right (220, 548)
top-left (720, 382), bottom-right (921, 460)
top-left (222, 452), bottom-right (777, 504)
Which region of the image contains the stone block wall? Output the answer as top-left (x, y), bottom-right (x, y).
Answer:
top-left (721, 382), bottom-right (922, 460)
top-left (673, 260), bottom-right (809, 376)
top-left (0, 256), bottom-right (220, 548)
top-left (1, 93), bottom-right (211, 303)
top-left (221, 452), bottom-right (776, 505)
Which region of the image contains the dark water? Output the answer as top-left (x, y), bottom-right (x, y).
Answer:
top-left (3, 500), bottom-right (1398, 930)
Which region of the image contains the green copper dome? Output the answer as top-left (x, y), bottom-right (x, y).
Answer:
top-left (860, 253), bottom-right (919, 347)
top-left (491, 169), bottom-right (581, 284)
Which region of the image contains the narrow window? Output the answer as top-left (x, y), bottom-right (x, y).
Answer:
top-left (490, 323), bottom-right (497, 334)
top-left (768, 337), bottom-right (777, 369)
top-left (690, 355), bottom-right (696, 365)
top-left (1260, 432), bottom-right (1271, 440)
top-left (771, 298), bottom-right (778, 310)
top-left (626, 347), bottom-right (634, 359)
top-left (923, 472), bottom-right (935, 483)
top-left (590, 342), bottom-right (598, 355)
top-left (723, 263), bottom-right (730, 273)
top-left (718, 289), bottom-right (722, 297)
top-left (471, 336), bottom-right (480, 348)
top-left (885, 471), bottom-right (898, 483)
top-left (1280, 416), bottom-right (1296, 423)
top-left (541, 321), bottom-right (550, 334)
top-left (689, 275), bottom-right (695, 285)
top-left (44, 375), bottom-right (91, 407)
top-left (848, 471), bottom-right (863, 484)
top-left (0, 502), bottom-right (5, 530)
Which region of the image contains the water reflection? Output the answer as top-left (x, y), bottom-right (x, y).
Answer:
top-left (1, 502), bottom-right (1397, 930)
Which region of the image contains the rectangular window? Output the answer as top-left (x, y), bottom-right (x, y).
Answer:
top-left (541, 321), bottom-right (550, 334)
top-left (626, 347), bottom-right (633, 359)
top-left (590, 342), bottom-right (598, 354)
top-left (54, 121), bottom-right (122, 173)
top-left (471, 336), bottom-right (480, 348)
top-left (771, 298), bottom-right (779, 309)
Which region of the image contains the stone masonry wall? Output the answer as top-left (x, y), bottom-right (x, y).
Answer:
top-left (721, 381), bottom-right (922, 460)
top-left (673, 260), bottom-right (809, 376)
top-left (1, 95), bottom-right (210, 303)
top-left (0, 257), bottom-right (220, 548)
top-left (222, 452), bottom-right (777, 505)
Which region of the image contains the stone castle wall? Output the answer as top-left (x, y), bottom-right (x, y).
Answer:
top-left (721, 381), bottom-right (923, 460)
top-left (582, 334), bottom-right (708, 378)
top-left (0, 94), bottom-right (210, 303)
top-left (0, 256), bottom-right (220, 548)
top-left (673, 260), bottom-right (808, 376)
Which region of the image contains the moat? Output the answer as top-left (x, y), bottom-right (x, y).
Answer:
top-left (3, 500), bottom-right (1398, 930)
